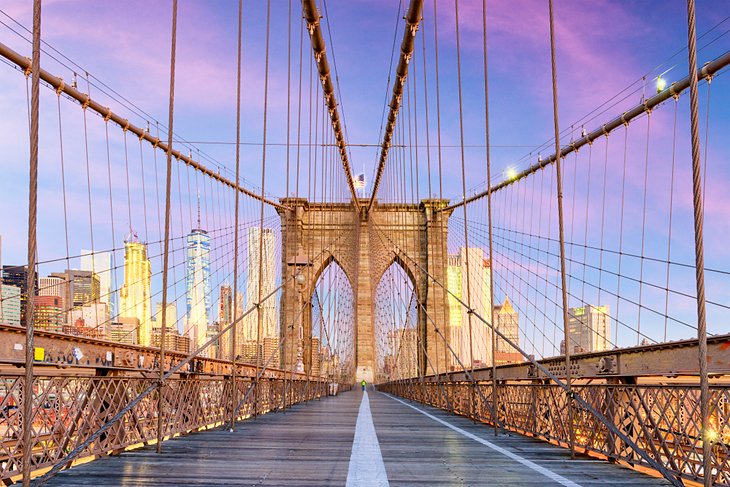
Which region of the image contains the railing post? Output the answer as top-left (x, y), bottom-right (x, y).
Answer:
top-left (605, 379), bottom-right (620, 463)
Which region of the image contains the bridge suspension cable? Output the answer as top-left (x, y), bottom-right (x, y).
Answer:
top-left (1, 2), bottom-right (730, 486)
top-left (0, 41), bottom-right (288, 212)
top-left (367, 0), bottom-right (424, 213)
top-left (443, 49), bottom-right (730, 213)
top-left (301, 0), bottom-right (359, 209)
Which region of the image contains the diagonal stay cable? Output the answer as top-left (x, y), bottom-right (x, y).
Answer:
top-left (372, 222), bottom-right (684, 487)
top-left (34, 233), bottom-right (350, 486)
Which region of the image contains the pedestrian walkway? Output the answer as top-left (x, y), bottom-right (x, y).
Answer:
top-left (42, 389), bottom-right (671, 486)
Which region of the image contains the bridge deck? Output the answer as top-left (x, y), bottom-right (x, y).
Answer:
top-left (42, 390), bottom-right (670, 486)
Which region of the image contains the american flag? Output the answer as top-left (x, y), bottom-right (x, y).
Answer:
top-left (354, 173), bottom-right (366, 189)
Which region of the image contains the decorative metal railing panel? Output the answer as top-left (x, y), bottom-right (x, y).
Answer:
top-left (380, 380), bottom-right (730, 486)
top-left (0, 374), bottom-right (331, 482)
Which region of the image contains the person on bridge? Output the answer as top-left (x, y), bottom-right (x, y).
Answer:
top-left (361, 379), bottom-right (366, 392)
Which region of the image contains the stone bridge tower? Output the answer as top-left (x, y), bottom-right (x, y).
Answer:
top-left (278, 198), bottom-right (452, 383)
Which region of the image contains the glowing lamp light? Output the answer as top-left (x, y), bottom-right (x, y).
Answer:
top-left (656, 76), bottom-right (667, 93)
top-left (704, 428), bottom-right (719, 444)
top-left (506, 167), bottom-right (518, 181)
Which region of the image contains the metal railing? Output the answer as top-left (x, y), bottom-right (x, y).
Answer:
top-left (380, 379), bottom-right (730, 486)
top-left (0, 371), bottom-right (338, 483)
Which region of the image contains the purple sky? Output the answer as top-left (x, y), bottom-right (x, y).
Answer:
top-left (0, 0), bottom-right (728, 352)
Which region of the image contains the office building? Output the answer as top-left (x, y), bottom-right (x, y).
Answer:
top-left (493, 296), bottom-right (522, 364)
top-left (80, 249), bottom-right (114, 319)
top-left (186, 219), bottom-right (211, 353)
top-left (385, 327), bottom-right (418, 380)
top-left (152, 326), bottom-right (191, 354)
top-left (119, 233), bottom-right (152, 346)
top-left (49, 270), bottom-right (100, 311)
top-left (446, 249), bottom-right (492, 368)
top-left (2, 265), bottom-right (37, 326)
top-left (154, 301), bottom-right (178, 330)
top-left (109, 317), bottom-right (139, 345)
top-left (39, 276), bottom-right (66, 311)
top-left (67, 302), bottom-right (109, 336)
top-left (34, 295), bottom-right (63, 332)
top-left (218, 284), bottom-right (233, 360)
top-left (0, 284), bottom-right (21, 327)
top-left (206, 321), bottom-right (220, 358)
top-left (63, 316), bottom-right (104, 339)
top-left (566, 305), bottom-right (611, 354)
top-left (244, 228), bottom-right (277, 343)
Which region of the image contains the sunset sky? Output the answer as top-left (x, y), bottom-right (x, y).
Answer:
top-left (0, 0), bottom-right (728, 351)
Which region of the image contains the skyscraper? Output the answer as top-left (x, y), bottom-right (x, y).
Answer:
top-left (218, 284), bottom-right (233, 360)
top-left (34, 295), bottom-right (63, 332)
top-left (567, 305), bottom-right (610, 353)
top-left (233, 291), bottom-right (244, 358)
top-left (81, 249), bottom-right (114, 319)
top-left (186, 217), bottom-right (211, 353)
top-left (39, 275), bottom-right (66, 311)
top-left (206, 322), bottom-right (220, 358)
top-left (385, 327), bottom-right (418, 379)
top-left (154, 301), bottom-right (178, 331)
top-left (49, 270), bottom-right (102, 324)
top-left (0, 284), bottom-right (21, 326)
top-left (119, 233), bottom-right (152, 346)
top-left (68, 302), bottom-right (110, 335)
top-left (493, 296), bottom-right (522, 364)
top-left (2, 265), bottom-right (37, 326)
top-left (109, 317), bottom-right (139, 345)
top-left (446, 249), bottom-right (492, 368)
top-left (494, 296), bottom-right (519, 353)
top-left (244, 227), bottom-right (277, 343)
top-left (219, 284), bottom-right (233, 323)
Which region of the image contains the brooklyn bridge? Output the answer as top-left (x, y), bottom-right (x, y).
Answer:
top-left (0, 0), bottom-right (728, 485)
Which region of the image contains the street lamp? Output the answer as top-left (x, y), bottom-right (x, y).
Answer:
top-left (294, 272), bottom-right (306, 374)
top-left (287, 253), bottom-right (311, 375)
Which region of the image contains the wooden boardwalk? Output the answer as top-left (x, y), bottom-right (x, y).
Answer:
top-left (41, 389), bottom-right (671, 486)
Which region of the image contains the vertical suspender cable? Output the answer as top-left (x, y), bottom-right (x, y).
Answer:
top-left (282, 0), bottom-right (292, 414)
top-left (547, 0), bottom-right (575, 458)
top-left (453, 0), bottom-right (476, 421)
top-left (22, 0), bottom-right (41, 485)
top-left (685, 1), bottom-right (711, 484)
top-left (255, 0), bottom-right (272, 418)
top-left (229, 0), bottom-right (243, 432)
top-left (366, 0), bottom-right (422, 213)
top-left (157, 0), bottom-right (178, 454)
top-left (480, 0), bottom-right (499, 437)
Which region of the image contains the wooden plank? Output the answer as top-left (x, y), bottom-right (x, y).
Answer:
top-left (370, 391), bottom-right (671, 486)
top-left (42, 390), bottom-right (672, 486)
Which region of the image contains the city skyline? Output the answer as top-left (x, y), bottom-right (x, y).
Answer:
top-left (0, 223), bottom-right (284, 357)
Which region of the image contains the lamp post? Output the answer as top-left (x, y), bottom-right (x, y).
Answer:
top-left (295, 271), bottom-right (306, 374)
top-left (287, 253), bottom-right (311, 376)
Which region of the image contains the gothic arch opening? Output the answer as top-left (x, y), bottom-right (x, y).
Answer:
top-left (302, 259), bottom-right (354, 383)
top-left (374, 260), bottom-right (421, 382)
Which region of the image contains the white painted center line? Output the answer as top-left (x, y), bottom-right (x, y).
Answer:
top-left (346, 391), bottom-right (390, 487)
top-left (385, 393), bottom-right (583, 487)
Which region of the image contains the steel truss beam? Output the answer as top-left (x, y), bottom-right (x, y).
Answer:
top-left (437, 332), bottom-right (730, 382)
